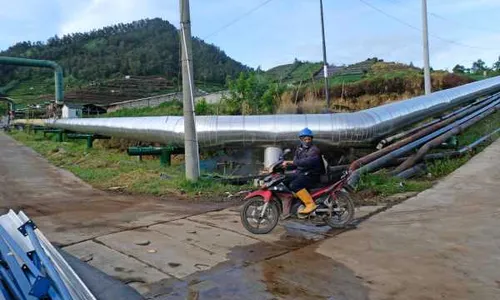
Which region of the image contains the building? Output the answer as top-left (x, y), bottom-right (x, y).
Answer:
top-left (62, 103), bottom-right (83, 119)
top-left (82, 104), bottom-right (107, 116)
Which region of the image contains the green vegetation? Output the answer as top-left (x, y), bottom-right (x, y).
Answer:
top-left (222, 72), bottom-right (285, 114)
top-left (264, 59), bottom-right (322, 84)
top-left (427, 110), bottom-right (500, 177)
top-left (328, 73), bottom-right (364, 85)
top-left (8, 130), bottom-right (249, 198)
top-left (103, 99), bottom-right (223, 117)
top-left (0, 18), bottom-right (249, 105)
top-left (452, 57), bottom-right (500, 79)
top-left (358, 172), bottom-right (433, 196)
top-left (105, 101), bottom-right (183, 117)
top-left (3, 74), bottom-right (55, 105)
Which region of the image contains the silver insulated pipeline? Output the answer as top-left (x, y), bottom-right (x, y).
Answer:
top-left (46, 76), bottom-right (500, 148)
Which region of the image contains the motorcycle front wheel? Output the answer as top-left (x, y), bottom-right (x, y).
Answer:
top-left (325, 191), bottom-right (355, 228)
top-left (240, 197), bottom-right (280, 234)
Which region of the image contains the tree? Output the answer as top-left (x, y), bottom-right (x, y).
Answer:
top-left (493, 56), bottom-right (500, 72)
top-left (223, 71), bottom-right (284, 115)
top-left (471, 59), bottom-right (488, 74)
top-left (0, 18), bottom-right (250, 87)
top-left (452, 64), bottom-right (466, 74)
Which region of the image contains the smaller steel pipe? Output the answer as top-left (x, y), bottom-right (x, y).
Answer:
top-left (387, 127), bottom-right (500, 163)
top-left (349, 94), bottom-right (500, 172)
top-left (376, 93), bottom-right (498, 149)
top-left (394, 106), bottom-right (500, 173)
top-left (347, 98), bottom-right (500, 188)
top-left (395, 163), bottom-right (427, 179)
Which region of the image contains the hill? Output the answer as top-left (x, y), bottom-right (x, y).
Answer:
top-left (0, 18), bottom-right (249, 105)
top-left (264, 58), bottom-right (399, 85)
top-left (264, 59), bottom-right (323, 83)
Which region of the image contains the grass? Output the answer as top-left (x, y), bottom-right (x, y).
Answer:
top-left (265, 61), bottom-right (323, 84)
top-left (328, 73), bottom-right (365, 85)
top-left (426, 110), bottom-right (500, 177)
top-left (7, 130), bottom-right (250, 199)
top-left (101, 99), bottom-right (222, 117)
top-left (103, 100), bottom-right (184, 117)
top-left (358, 172), bottom-right (433, 196)
top-left (4, 75), bottom-right (55, 106)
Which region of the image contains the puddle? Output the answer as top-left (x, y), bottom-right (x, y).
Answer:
top-left (146, 245), bottom-right (370, 299)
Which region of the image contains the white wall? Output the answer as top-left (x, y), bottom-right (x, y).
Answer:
top-left (62, 106), bottom-right (82, 119)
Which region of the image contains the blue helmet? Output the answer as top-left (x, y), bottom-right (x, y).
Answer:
top-left (298, 127), bottom-right (314, 138)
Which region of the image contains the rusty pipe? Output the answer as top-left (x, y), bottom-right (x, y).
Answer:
top-left (348, 93), bottom-right (500, 172)
top-left (393, 105), bottom-right (500, 174)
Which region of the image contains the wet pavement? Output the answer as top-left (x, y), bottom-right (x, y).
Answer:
top-left (3, 130), bottom-right (499, 299)
top-left (0, 132), bottom-right (381, 297)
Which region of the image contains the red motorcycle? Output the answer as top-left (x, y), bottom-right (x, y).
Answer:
top-left (240, 149), bottom-right (355, 234)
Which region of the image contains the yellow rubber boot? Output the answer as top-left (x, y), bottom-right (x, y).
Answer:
top-left (296, 189), bottom-right (317, 214)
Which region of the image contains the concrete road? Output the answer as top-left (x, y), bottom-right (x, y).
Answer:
top-left (2, 130), bottom-right (500, 299)
top-left (0, 132), bottom-right (380, 296)
top-left (143, 139), bottom-right (500, 299)
top-left (154, 138), bottom-right (500, 300)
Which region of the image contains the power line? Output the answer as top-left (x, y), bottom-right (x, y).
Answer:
top-left (202, 0), bottom-right (275, 40)
top-left (358, 0), bottom-right (496, 51)
top-left (428, 12), bottom-right (500, 34)
top-left (386, 0), bottom-right (500, 34)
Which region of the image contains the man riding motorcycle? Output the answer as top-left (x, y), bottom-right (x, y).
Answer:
top-left (283, 128), bottom-right (324, 214)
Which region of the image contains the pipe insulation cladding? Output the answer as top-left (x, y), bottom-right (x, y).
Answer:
top-left (44, 76), bottom-right (500, 148)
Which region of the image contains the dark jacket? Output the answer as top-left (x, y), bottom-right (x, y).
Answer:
top-left (293, 144), bottom-right (324, 176)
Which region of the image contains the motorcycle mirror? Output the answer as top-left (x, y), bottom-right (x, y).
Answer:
top-left (283, 148), bottom-right (292, 155)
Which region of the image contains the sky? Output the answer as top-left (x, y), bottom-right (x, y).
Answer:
top-left (0, 0), bottom-right (499, 71)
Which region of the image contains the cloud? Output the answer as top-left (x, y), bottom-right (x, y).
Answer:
top-left (1, 0), bottom-right (497, 71)
top-left (431, 32), bottom-right (500, 70)
top-left (58, 0), bottom-right (177, 35)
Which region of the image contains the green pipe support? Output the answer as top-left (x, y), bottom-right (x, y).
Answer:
top-left (66, 133), bottom-right (110, 149)
top-left (29, 125), bottom-right (45, 134)
top-left (0, 56), bottom-right (64, 104)
top-left (127, 146), bottom-right (178, 167)
top-left (43, 129), bottom-right (63, 142)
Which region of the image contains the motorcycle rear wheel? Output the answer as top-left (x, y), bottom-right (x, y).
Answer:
top-left (240, 197), bottom-right (280, 234)
top-left (325, 191), bottom-right (355, 228)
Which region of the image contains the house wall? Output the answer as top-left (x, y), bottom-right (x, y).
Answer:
top-left (62, 106), bottom-right (82, 119)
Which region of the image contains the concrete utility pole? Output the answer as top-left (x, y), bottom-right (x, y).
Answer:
top-left (180, 0), bottom-right (200, 181)
top-left (319, 0), bottom-right (330, 109)
top-left (422, 0), bottom-right (431, 95)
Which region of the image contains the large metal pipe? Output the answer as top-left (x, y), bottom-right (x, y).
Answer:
top-left (44, 76), bottom-right (500, 148)
top-left (0, 56), bottom-right (64, 105)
